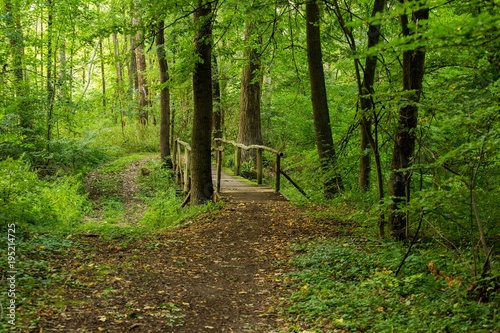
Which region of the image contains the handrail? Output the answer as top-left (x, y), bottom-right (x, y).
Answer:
top-left (173, 138), bottom-right (191, 192)
top-left (173, 137), bottom-right (308, 203)
top-left (214, 138), bottom-right (283, 156)
top-left (213, 138), bottom-right (283, 193)
top-left (176, 139), bottom-right (191, 151)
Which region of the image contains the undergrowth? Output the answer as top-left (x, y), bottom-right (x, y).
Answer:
top-left (280, 214), bottom-right (500, 332)
top-left (138, 158), bottom-right (222, 230)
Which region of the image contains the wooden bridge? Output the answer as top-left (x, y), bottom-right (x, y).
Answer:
top-left (172, 138), bottom-right (307, 204)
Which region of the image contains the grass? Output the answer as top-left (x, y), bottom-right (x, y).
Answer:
top-left (99, 153), bottom-right (151, 173)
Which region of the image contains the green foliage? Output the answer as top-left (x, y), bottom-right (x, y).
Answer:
top-left (0, 158), bottom-right (90, 230)
top-left (97, 124), bottom-right (161, 154)
top-left (138, 158), bottom-right (222, 229)
top-left (100, 153), bottom-right (151, 173)
top-left (0, 233), bottom-right (74, 331)
top-left (284, 238), bottom-right (500, 332)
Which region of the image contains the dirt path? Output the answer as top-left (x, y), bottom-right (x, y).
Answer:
top-left (35, 158), bottom-right (334, 332)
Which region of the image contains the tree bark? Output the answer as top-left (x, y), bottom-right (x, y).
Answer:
top-left (46, 0), bottom-right (55, 148)
top-left (388, 3), bottom-right (429, 240)
top-left (238, 23), bottom-right (263, 161)
top-left (156, 20), bottom-right (172, 166)
top-left (129, 34), bottom-right (138, 98)
top-left (306, 1), bottom-right (343, 197)
top-left (190, 0), bottom-right (214, 204)
top-left (113, 33), bottom-right (125, 129)
top-left (359, 0), bottom-right (387, 192)
top-left (99, 38), bottom-right (106, 111)
top-left (134, 18), bottom-right (149, 126)
top-left (4, 0), bottom-right (29, 130)
top-left (212, 54), bottom-right (222, 140)
top-left (358, 0), bottom-right (387, 236)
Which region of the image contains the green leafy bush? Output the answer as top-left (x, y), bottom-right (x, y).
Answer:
top-left (0, 158), bottom-right (90, 230)
top-left (138, 159), bottom-right (220, 229)
top-left (284, 239), bottom-right (500, 332)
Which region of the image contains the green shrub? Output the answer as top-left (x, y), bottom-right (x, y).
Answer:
top-left (0, 158), bottom-right (90, 230)
top-left (284, 238), bottom-right (500, 332)
top-left (138, 158), bottom-right (221, 229)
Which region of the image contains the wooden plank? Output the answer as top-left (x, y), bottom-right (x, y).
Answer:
top-left (211, 166), bottom-right (287, 203)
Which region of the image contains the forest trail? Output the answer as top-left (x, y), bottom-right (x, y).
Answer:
top-left (36, 157), bottom-right (335, 333)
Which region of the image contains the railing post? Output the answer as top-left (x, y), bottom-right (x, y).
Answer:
top-left (172, 140), bottom-right (178, 183)
top-left (275, 153), bottom-right (281, 192)
top-left (256, 148), bottom-right (263, 185)
top-left (234, 146), bottom-right (241, 176)
top-left (184, 148), bottom-right (190, 192)
top-left (216, 149), bottom-right (222, 193)
top-left (177, 145), bottom-right (183, 186)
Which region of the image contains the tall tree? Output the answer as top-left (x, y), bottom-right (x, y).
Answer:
top-left (330, 0), bottom-right (386, 219)
top-left (129, 34), bottom-right (138, 97)
top-left (156, 20), bottom-right (171, 166)
top-left (388, 1), bottom-right (429, 240)
top-left (99, 38), bottom-right (106, 110)
top-left (113, 32), bottom-right (126, 132)
top-left (358, 0), bottom-right (386, 194)
top-left (333, 0), bottom-right (387, 233)
top-left (212, 54), bottom-right (222, 140)
top-left (305, 0), bottom-right (343, 197)
top-left (237, 22), bottom-right (263, 159)
top-left (46, 0), bottom-right (55, 147)
top-left (190, 0), bottom-right (214, 204)
top-left (4, 0), bottom-right (29, 130)
top-left (133, 15), bottom-right (149, 125)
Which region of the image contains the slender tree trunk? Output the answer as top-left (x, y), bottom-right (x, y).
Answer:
top-left (46, 0), bottom-right (55, 148)
top-left (99, 38), bottom-right (106, 111)
top-left (238, 23), bottom-right (263, 160)
top-left (305, 1), bottom-right (343, 197)
top-left (57, 35), bottom-right (68, 105)
top-left (113, 33), bottom-right (123, 92)
top-left (191, 0), bottom-right (214, 204)
top-left (133, 18), bottom-right (149, 126)
top-left (4, 0), bottom-right (29, 130)
top-left (388, 3), bottom-right (429, 240)
top-left (113, 33), bottom-right (125, 130)
top-left (359, 0), bottom-right (387, 236)
top-left (129, 35), bottom-right (138, 98)
top-left (212, 54), bottom-right (222, 140)
top-left (156, 20), bottom-right (172, 166)
top-left (358, 0), bottom-right (386, 192)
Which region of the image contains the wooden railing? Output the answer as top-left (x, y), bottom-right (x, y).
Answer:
top-left (172, 138), bottom-right (191, 193)
top-left (213, 138), bottom-right (284, 193)
top-left (173, 137), bottom-right (308, 201)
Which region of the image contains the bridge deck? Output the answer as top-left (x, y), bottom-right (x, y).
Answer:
top-left (212, 168), bottom-right (287, 203)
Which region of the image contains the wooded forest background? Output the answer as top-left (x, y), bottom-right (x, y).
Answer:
top-left (1, 0), bottom-right (499, 293)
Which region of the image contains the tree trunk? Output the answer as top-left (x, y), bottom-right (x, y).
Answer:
top-left (4, 0), bottom-right (29, 130)
top-left (129, 34), bottom-right (138, 99)
top-left (212, 54), bottom-right (222, 140)
top-left (46, 0), bottom-right (55, 148)
top-left (358, 0), bottom-right (387, 236)
top-left (238, 23), bottom-right (263, 161)
top-left (388, 3), bottom-right (429, 240)
top-left (156, 20), bottom-right (172, 166)
top-left (113, 33), bottom-right (125, 129)
top-left (190, 0), bottom-right (214, 204)
top-left (134, 18), bottom-right (149, 126)
top-left (359, 0), bottom-right (387, 192)
top-left (99, 38), bottom-right (106, 111)
top-left (305, 1), bottom-right (343, 197)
